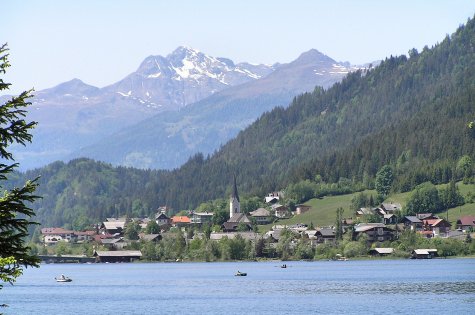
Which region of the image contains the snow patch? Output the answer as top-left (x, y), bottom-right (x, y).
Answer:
top-left (117, 91), bottom-right (132, 97)
top-left (148, 72), bottom-right (162, 78)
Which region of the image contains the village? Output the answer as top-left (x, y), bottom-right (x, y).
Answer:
top-left (37, 178), bottom-right (475, 263)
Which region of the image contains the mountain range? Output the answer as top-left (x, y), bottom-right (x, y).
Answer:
top-left (5, 47), bottom-right (364, 170)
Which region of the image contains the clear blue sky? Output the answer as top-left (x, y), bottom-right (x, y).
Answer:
top-left (3, 0), bottom-right (474, 94)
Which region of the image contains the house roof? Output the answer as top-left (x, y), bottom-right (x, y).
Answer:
top-left (172, 216), bottom-right (191, 224)
top-left (381, 203), bottom-right (402, 211)
top-left (265, 196), bottom-right (279, 203)
top-left (371, 248), bottom-right (394, 254)
top-left (354, 223), bottom-right (386, 233)
top-left (271, 204), bottom-right (287, 210)
top-left (424, 219), bottom-right (451, 227)
top-left (155, 213), bottom-right (170, 220)
top-left (316, 228), bottom-right (336, 237)
top-left (94, 250), bottom-right (142, 257)
top-left (416, 213), bottom-right (435, 220)
top-left (250, 208), bottom-right (270, 217)
top-left (457, 216), bottom-right (475, 226)
top-left (102, 221), bottom-right (126, 230)
top-left (75, 230), bottom-right (96, 236)
top-left (41, 227), bottom-right (74, 235)
top-left (303, 230), bottom-right (317, 238)
top-left (413, 249), bottom-right (437, 255)
top-left (106, 217), bottom-right (127, 222)
top-left (228, 213), bottom-right (250, 223)
top-left (404, 216), bottom-right (422, 223)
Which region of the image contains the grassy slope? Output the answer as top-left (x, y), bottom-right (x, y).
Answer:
top-left (262, 183), bottom-right (474, 229)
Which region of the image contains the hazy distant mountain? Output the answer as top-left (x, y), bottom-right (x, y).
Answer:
top-left (6, 47), bottom-right (274, 169)
top-left (101, 46), bottom-right (275, 109)
top-left (70, 49), bottom-right (364, 169)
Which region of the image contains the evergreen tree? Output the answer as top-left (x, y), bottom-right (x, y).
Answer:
top-left (335, 207), bottom-right (344, 241)
top-left (375, 165), bottom-right (394, 198)
top-left (0, 43), bottom-right (40, 290)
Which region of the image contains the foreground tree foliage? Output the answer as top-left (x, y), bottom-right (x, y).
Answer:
top-left (0, 44), bottom-right (40, 290)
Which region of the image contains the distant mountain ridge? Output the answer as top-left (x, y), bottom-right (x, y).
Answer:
top-left (102, 46), bottom-right (275, 109)
top-left (68, 49), bottom-right (364, 169)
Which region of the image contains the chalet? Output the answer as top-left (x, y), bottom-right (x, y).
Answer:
top-left (412, 249), bottom-right (438, 259)
top-left (295, 204), bottom-right (311, 215)
top-left (265, 192), bottom-right (281, 204)
top-left (249, 208), bottom-right (272, 225)
top-left (456, 216), bottom-right (475, 232)
top-left (93, 250), bottom-right (142, 263)
top-left (422, 218), bottom-right (451, 237)
top-left (402, 216), bottom-right (423, 231)
top-left (171, 216), bottom-right (191, 227)
top-left (383, 214), bottom-right (396, 225)
top-left (155, 213), bottom-right (171, 226)
top-left (191, 211), bottom-right (214, 224)
top-left (272, 204), bottom-right (289, 218)
top-left (353, 223), bottom-right (394, 242)
top-left (101, 220), bottom-right (126, 235)
top-left (41, 227), bottom-right (76, 245)
top-left (302, 230), bottom-right (318, 246)
top-left (369, 248), bottom-right (394, 256)
top-left (380, 203), bottom-right (402, 214)
top-left (223, 213), bottom-right (252, 232)
top-left (315, 228), bottom-right (336, 244)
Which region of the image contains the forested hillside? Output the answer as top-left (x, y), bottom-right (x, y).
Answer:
top-left (14, 16), bottom-right (475, 227)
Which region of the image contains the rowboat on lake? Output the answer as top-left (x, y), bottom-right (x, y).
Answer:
top-left (55, 274), bottom-right (72, 282)
top-left (235, 271), bottom-right (247, 276)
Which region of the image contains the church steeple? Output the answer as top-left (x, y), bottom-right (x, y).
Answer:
top-left (230, 174), bottom-right (240, 218)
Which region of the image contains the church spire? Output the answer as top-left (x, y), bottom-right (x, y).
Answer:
top-left (232, 173), bottom-right (240, 202)
top-left (230, 174), bottom-right (240, 218)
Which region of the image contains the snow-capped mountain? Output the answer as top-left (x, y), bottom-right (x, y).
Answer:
top-left (102, 46), bottom-right (275, 109)
top-left (68, 49), bottom-right (367, 170)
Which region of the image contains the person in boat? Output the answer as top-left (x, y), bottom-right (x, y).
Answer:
top-left (60, 274), bottom-right (66, 280)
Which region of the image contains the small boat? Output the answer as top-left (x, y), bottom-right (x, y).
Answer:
top-left (235, 271), bottom-right (247, 276)
top-left (281, 264), bottom-right (287, 268)
top-left (55, 275), bottom-right (72, 282)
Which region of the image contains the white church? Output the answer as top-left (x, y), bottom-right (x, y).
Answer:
top-left (223, 175), bottom-right (251, 232)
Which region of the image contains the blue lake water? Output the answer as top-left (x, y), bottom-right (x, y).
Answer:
top-left (1, 259), bottom-right (475, 314)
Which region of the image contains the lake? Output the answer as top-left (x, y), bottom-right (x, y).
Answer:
top-left (1, 259), bottom-right (475, 314)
